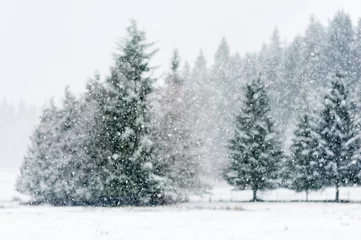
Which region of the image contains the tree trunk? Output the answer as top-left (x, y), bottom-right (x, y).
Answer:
top-left (335, 184), bottom-right (340, 202)
top-left (306, 190), bottom-right (309, 202)
top-left (252, 189), bottom-right (257, 202)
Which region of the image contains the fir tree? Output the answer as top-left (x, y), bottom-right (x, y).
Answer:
top-left (281, 36), bottom-right (304, 121)
top-left (189, 50), bottom-right (215, 175)
top-left (210, 38), bottom-right (234, 170)
top-left (97, 20), bottom-right (168, 205)
top-left (224, 77), bottom-right (283, 201)
top-left (299, 16), bottom-right (328, 112)
top-left (258, 29), bottom-right (284, 124)
top-left (317, 73), bottom-right (360, 201)
top-left (154, 50), bottom-right (205, 201)
top-left (288, 100), bottom-right (323, 201)
top-left (16, 100), bottom-right (61, 202)
top-left (325, 11), bottom-right (355, 84)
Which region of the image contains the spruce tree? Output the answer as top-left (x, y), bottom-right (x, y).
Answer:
top-left (97, 20), bottom-right (168, 205)
top-left (299, 16), bottom-right (328, 112)
top-left (224, 77), bottom-right (283, 201)
top-left (325, 11), bottom-right (355, 84)
top-left (288, 101), bottom-right (323, 201)
top-left (317, 73), bottom-right (359, 201)
top-left (16, 100), bottom-right (61, 203)
top-left (154, 50), bottom-right (205, 200)
top-left (281, 36), bottom-right (304, 122)
top-left (53, 87), bottom-right (90, 204)
top-left (210, 38), bottom-right (235, 171)
top-left (258, 29), bottom-right (284, 124)
top-left (188, 50), bottom-right (215, 174)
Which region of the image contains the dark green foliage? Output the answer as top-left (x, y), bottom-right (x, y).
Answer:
top-left (16, 21), bottom-right (170, 206)
top-left (93, 20), bottom-right (168, 205)
top-left (223, 77), bottom-right (283, 201)
top-left (317, 74), bottom-right (360, 201)
top-left (288, 109), bottom-right (323, 200)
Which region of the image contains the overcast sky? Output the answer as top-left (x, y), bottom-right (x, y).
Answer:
top-left (0, 0), bottom-right (360, 106)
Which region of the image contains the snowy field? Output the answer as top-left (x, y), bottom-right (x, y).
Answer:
top-left (1, 170), bottom-right (361, 240)
top-left (1, 201), bottom-right (361, 239)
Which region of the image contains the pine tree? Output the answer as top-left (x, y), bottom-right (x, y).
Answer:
top-left (210, 38), bottom-right (234, 171)
top-left (96, 20), bottom-right (168, 205)
top-left (16, 100), bottom-right (61, 203)
top-left (317, 73), bottom-right (359, 201)
top-left (154, 50), bottom-right (205, 201)
top-left (281, 36), bottom-right (304, 122)
top-left (325, 11), bottom-right (355, 85)
top-left (288, 99), bottom-right (323, 201)
top-left (188, 50), bottom-right (215, 175)
top-left (258, 29), bottom-right (284, 124)
top-left (224, 77), bottom-right (283, 201)
top-left (52, 87), bottom-right (93, 204)
top-left (299, 16), bottom-right (328, 112)
top-left (79, 74), bottom-right (109, 203)
top-left (240, 53), bottom-right (259, 84)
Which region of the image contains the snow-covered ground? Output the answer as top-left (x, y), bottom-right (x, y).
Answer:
top-left (1, 202), bottom-right (361, 239)
top-left (1, 169), bottom-right (361, 239)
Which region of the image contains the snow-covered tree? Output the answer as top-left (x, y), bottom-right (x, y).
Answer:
top-left (16, 100), bottom-right (61, 202)
top-left (210, 38), bottom-right (235, 171)
top-left (224, 77), bottom-right (283, 201)
top-left (188, 50), bottom-right (216, 175)
top-left (288, 99), bottom-right (323, 201)
top-left (317, 73), bottom-right (360, 201)
top-left (280, 36), bottom-right (304, 122)
top-left (96, 20), bottom-right (169, 205)
top-left (154, 50), bottom-right (206, 201)
top-left (17, 87), bottom-right (99, 205)
top-left (299, 16), bottom-right (328, 111)
top-left (325, 11), bottom-right (355, 85)
top-left (258, 29), bottom-right (284, 125)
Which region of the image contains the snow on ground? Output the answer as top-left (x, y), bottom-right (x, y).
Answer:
top-left (1, 203), bottom-right (361, 240)
top-left (1, 170), bottom-right (361, 239)
top-left (192, 181), bottom-right (361, 202)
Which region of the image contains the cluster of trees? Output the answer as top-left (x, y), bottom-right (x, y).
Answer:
top-left (16, 10), bottom-right (361, 205)
top-left (224, 74), bottom-right (361, 202)
top-left (16, 22), bottom-right (206, 206)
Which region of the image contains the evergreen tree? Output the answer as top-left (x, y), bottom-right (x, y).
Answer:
top-left (299, 16), bottom-right (328, 112)
top-left (224, 77), bottom-right (283, 201)
top-left (16, 100), bottom-right (61, 202)
top-left (288, 99), bottom-right (323, 201)
top-left (240, 53), bottom-right (259, 85)
top-left (258, 29), bottom-right (284, 124)
top-left (210, 38), bottom-right (234, 171)
top-left (53, 86), bottom-right (99, 204)
top-left (281, 36), bottom-right (304, 122)
top-left (154, 50), bottom-right (205, 200)
top-left (96, 20), bottom-right (169, 205)
top-left (189, 50), bottom-right (215, 175)
top-left (325, 11), bottom-right (355, 85)
top-left (17, 88), bottom-right (97, 205)
top-left (79, 73), bottom-right (109, 202)
top-left (317, 73), bottom-right (360, 201)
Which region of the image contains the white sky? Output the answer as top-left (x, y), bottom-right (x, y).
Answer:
top-left (0, 0), bottom-right (360, 106)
